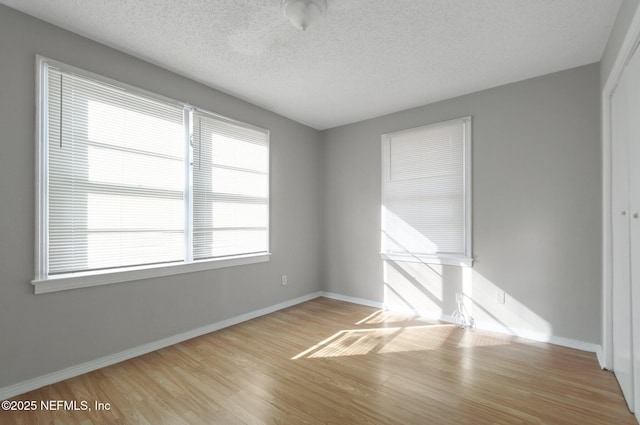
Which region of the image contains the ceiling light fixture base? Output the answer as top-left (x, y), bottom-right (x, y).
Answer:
top-left (282, 0), bottom-right (327, 31)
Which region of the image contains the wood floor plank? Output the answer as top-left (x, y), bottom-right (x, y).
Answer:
top-left (1, 297), bottom-right (636, 424)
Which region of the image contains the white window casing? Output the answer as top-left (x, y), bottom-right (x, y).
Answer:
top-left (381, 117), bottom-right (472, 267)
top-left (34, 56), bottom-right (270, 294)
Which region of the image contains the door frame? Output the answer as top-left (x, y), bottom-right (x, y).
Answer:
top-left (603, 6), bottom-right (640, 371)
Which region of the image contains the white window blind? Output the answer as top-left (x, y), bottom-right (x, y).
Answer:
top-left (46, 66), bottom-right (185, 275)
top-left (381, 117), bottom-right (472, 266)
top-left (192, 112), bottom-right (269, 260)
top-left (36, 58), bottom-right (270, 290)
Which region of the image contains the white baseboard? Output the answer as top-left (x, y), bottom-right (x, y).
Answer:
top-left (1, 290), bottom-right (604, 401)
top-left (467, 319), bottom-right (602, 354)
top-left (596, 346), bottom-right (607, 370)
top-left (0, 292), bottom-right (322, 401)
top-left (319, 291), bottom-right (384, 309)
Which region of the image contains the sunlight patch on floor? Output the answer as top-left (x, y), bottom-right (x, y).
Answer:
top-left (455, 330), bottom-right (514, 348)
top-left (293, 320), bottom-right (513, 360)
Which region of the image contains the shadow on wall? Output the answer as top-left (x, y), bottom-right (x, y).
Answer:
top-left (381, 199), bottom-right (552, 341)
top-left (383, 260), bottom-right (552, 341)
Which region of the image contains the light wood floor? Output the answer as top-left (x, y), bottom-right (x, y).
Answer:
top-left (2, 297), bottom-right (636, 424)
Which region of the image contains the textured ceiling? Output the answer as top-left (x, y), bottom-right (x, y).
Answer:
top-left (0, 0), bottom-right (622, 130)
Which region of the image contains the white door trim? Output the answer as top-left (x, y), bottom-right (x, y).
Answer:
top-left (603, 7), bottom-right (640, 371)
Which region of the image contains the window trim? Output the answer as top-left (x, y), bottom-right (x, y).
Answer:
top-left (33, 56), bottom-right (271, 293)
top-left (32, 253), bottom-right (270, 294)
top-left (380, 116), bottom-right (473, 267)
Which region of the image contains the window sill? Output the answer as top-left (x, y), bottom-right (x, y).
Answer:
top-left (380, 252), bottom-right (473, 267)
top-left (32, 253), bottom-right (271, 294)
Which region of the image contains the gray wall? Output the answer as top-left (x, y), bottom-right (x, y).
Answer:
top-left (321, 64), bottom-right (602, 344)
top-left (0, 2), bottom-right (609, 391)
top-left (601, 0), bottom-right (640, 88)
top-left (0, 6), bottom-right (323, 389)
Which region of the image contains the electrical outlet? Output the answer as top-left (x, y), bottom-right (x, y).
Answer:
top-left (281, 275), bottom-right (288, 286)
top-left (455, 292), bottom-right (463, 304)
top-left (497, 291), bottom-right (505, 304)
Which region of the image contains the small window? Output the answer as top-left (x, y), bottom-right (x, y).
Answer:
top-left (381, 117), bottom-right (472, 266)
top-left (34, 57), bottom-right (269, 292)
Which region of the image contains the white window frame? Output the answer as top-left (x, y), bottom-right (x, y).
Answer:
top-left (33, 56), bottom-right (270, 294)
top-left (380, 117), bottom-right (472, 267)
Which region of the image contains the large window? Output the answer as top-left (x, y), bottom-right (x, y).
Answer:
top-left (381, 117), bottom-right (472, 266)
top-left (34, 57), bottom-right (269, 293)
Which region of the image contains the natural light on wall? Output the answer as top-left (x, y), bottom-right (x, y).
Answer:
top-left (379, 117), bottom-right (551, 341)
top-left (462, 269), bottom-right (552, 340)
top-left (383, 260), bottom-right (443, 318)
top-left (382, 260), bottom-right (552, 340)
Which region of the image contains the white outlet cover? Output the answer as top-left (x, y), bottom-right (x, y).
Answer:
top-left (497, 291), bottom-right (506, 304)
